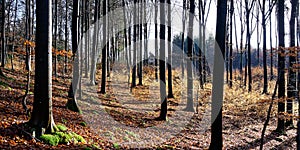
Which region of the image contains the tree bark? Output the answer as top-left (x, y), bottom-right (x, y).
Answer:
top-left (209, 0), bottom-right (226, 149)
top-left (29, 0), bottom-right (57, 136)
top-left (185, 0), bottom-right (195, 112)
top-left (66, 0), bottom-right (81, 112)
top-left (100, 0), bottom-right (107, 94)
top-left (158, 0), bottom-right (167, 120)
top-left (276, 0), bottom-right (286, 133)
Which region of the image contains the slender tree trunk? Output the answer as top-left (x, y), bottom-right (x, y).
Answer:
top-left (229, 0), bottom-right (233, 88)
top-left (286, 0), bottom-right (298, 128)
top-left (276, 0), bottom-right (285, 133)
top-left (262, 0), bottom-right (268, 94)
top-left (167, 0), bottom-right (174, 98)
top-left (185, 0), bottom-right (195, 112)
top-left (246, 0), bottom-right (252, 92)
top-left (269, 0), bottom-right (274, 80)
top-left (131, 0), bottom-right (137, 88)
top-left (66, 0), bottom-right (81, 112)
top-left (154, 0), bottom-right (158, 81)
top-left (138, 0), bottom-right (143, 86)
top-left (100, 0), bottom-right (107, 93)
top-left (1, 0), bottom-right (6, 68)
top-left (181, 0), bottom-right (186, 79)
top-left (11, 0), bottom-right (18, 71)
top-left (64, 0), bottom-right (68, 77)
top-left (158, 0), bottom-right (167, 120)
top-left (209, 0), bottom-right (226, 149)
top-left (198, 0), bottom-right (203, 88)
top-left (54, 0), bottom-right (58, 77)
top-left (90, 0), bottom-right (99, 85)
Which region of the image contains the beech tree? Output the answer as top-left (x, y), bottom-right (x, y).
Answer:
top-left (276, 0), bottom-right (285, 133)
top-left (100, 0), bottom-right (107, 94)
top-left (185, 0), bottom-right (195, 112)
top-left (158, 0), bottom-right (167, 120)
top-left (286, 0), bottom-right (298, 128)
top-left (209, 0), bottom-right (226, 149)
top-left (66, 0), bottom-right (81, 112)
top-left (167, 0), bottom-right (174, 98)
top-left (29, 0), bottom-right (57, 137)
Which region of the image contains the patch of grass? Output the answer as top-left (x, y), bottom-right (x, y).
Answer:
top-left (40, 134), bottom-right (60, 146)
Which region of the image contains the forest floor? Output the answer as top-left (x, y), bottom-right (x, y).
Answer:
top-left (0, 62), bottom-right (298, 149)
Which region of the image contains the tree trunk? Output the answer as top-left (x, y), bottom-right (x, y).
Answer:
top-left (64, 0), bottom-right (68, 77)
top-left (1, 0), bottom-right (6, 68)
top-left (154, 0), bottom-right (158, 81)
top-left (229, 0), bottom-right (233, 88)
top-left (286, 0), bottom-right (298, 128)
top-left (185, 0), bottom-right (195, 112)
top-left (181, 0), bottom-right (186, 79)
top-left (90, 0), bottom-right (99, 85)
top-left (138, 0), bottom-right (143, 86)
top-left (167, 0), bottom-right (174, 98)
top-left (29, 0), bottom-right (57, 136)
top-left (54, 0), bottom-right (58, 77)
top-left (100, 0), bottom-right (107, 94)
top-left (131, 0), bottom-right (137, 88)
top-left (158, 0), bottom-right (167, 120)
top-left (276, 0), bottom-right (286, 133)
top-left (209, 0), bottom-right (226, 149)
top-left (262, 0), bottom-right (268, 94)
top-left (66, 0), bottom-right (81, 112)
top-left (246, 0), bottom-right (252, 92)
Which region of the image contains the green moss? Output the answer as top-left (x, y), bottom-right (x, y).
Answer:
top-left (72, 132), bottom-right (86, 143)
top-left (79, 122), bottom-right (87, 127)
top-left (56, 124), bottom-right (68, 132)
top-left (113, 143), bottom-right (120, 149)
top-left (92, 143), bottom-right (100, 149)
top-left (40, 134), bottom-right (60, 146)
top-left (54, 132), bottom-right (72, 144)
top-left (83, 147), bottom-right (92, 150)
top-left (40, 130), bottom-right (86, 146)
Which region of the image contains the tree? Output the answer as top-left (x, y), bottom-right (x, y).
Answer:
top-left (66, 0), bottom-right (81, 112)
top-left (185, 0), bottom-right (195, 112)
top-left (0, 0), bottom-right (6, 76)
top-left (63, 0), bottom-right (69, 77)
top-left (158, 0), bottom-right (167, 120)
top-left (276, 0), bottom-right (285, 133)
top-left (167, 0), bottom-right (174, 98)
top-left (29, 0), bottom-right (57, 137)
top-left (138, 0), bottom-right (143, 86)
top-left (286, 0), bottom-right (298, 128)
top-left (245, 0), bottom-right (255, 92)
top-left (258, 0), bottom-right (276, 94)
top-left (131, 0), bottom-right (137, 88)
top-left (209, 0), bottom-right (226, 149)
top-left (229, 0), bottom-right (234, 88)
top-left (90, 0), bottom-right (99, 85)
top-left (100, 0), bottom-right (107, 94)
top-left (53, 0), bottom-right (58, 77)
top-left (181, 0), bottom-right (187, 79)
top-left (154, 0), bottom-right (158, 81)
